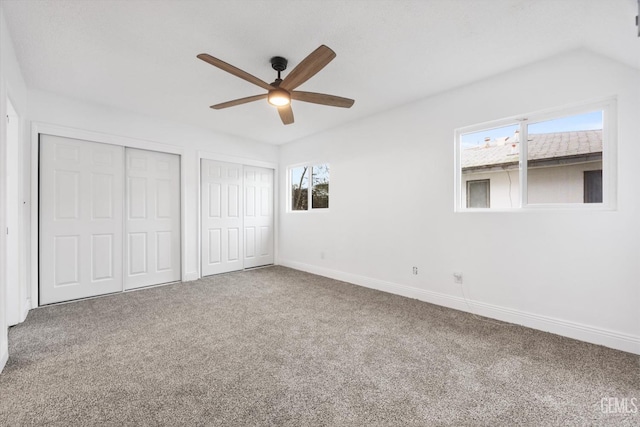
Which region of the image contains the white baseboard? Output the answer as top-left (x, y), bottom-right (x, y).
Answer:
top-left (183, 271), bottom-right (199, 282)
top-left (278, 260), bottom-right (640, 355)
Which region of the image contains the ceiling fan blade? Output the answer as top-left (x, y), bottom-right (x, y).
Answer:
top-left (210, 94), bottom-right (267, 110)
top-left (280, 45), bottom-right (336, 91)
top-left (291, 91), bottom-right (354, 108)
top-left (278, 105), bottom-right (294, 125)
top-left (197, 53), bottom-right (273, 91)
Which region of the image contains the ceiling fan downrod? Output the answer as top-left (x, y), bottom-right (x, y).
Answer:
top-left (270, 56), bottom-right (288, 81)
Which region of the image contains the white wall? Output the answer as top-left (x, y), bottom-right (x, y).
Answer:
top-left (0, 4), bottom-right (29, 371)
top-left (278, 49), bottom-right (640, 354)
top-left (28, 89), bottom-right (279, 291)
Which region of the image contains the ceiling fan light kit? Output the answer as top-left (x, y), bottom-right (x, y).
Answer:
top-left (197, 45), bottom-right (354, 125)
top-left (267, 89), bottom-right (290, 106)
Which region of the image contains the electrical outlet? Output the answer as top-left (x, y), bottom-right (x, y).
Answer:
top-left (412, 266), bottom-right (418, 275)
top-left (453, 272), bottom-right (463, 284)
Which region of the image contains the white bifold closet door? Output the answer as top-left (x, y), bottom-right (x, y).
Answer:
top-left (125, 148), bottom-right (181, 290)
top-left (201, 160), bottom-right (274, 276)
top-left (40, 135), bottom-right (124, 305)
top-left (40, 137), bottom-right (181, 305)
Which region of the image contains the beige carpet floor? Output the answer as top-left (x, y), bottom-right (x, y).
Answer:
top-left (1, 266), bottom-right (638, 426)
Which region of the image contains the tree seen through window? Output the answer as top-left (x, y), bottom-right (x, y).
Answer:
top-left (290, 164), bottom-right (329, 210)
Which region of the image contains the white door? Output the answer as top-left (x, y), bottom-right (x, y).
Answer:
top-left (243, 166), bottom-right (274, 268)
top-left (39, 135), bottom-right (124, 305)
top-left (125, 148), bottom-right (181, 290)
top-left (201, 160), bottom-right (243, 276)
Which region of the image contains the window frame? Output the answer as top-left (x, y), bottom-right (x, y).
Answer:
top-left (454, 98), bottom-right (617, 212)
top-left (287, 162), bottom-right (331, 213)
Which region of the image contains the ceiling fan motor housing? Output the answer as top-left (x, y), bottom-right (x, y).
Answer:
top-left (270, 56), bottom-right (288, 72)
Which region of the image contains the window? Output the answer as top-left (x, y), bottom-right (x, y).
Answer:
top-left (584, 170), bottom-right (602, 203)
top-left (456, 100), bottom-right (615, 211)
top-left (311, 164), bottom-right (330, 208)
top-left (290, 163), bottom-right (330, 211)
top-left (467, 179), bottom-right (490, 208)
top-left (291, 166), bottom-right (309, 210)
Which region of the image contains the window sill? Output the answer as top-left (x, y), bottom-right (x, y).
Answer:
top-left (456, 203), bottom-right (616, 213)
top-left (287, 209), bottom-right (331, 213)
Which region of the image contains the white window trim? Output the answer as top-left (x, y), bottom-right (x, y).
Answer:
top-left (287, 162), bottom-right (330, 213)
top-left (454, 97), bottom-right (617, 212)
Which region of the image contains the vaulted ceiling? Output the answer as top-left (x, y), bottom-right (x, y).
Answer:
top-left (2, 0), bottom-right (638, 144)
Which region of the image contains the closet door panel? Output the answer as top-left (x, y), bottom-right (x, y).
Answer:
top-left (39, 135), bottom-right (124, 304)
top-left (125, 148), bottom-right (181, 290)
top-left (244, 166), bottom-right (274, 269)
top-left (201, 160), bottom-right (244, 276)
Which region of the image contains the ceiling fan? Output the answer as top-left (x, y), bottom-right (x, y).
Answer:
top-left (197, 45), bottom-right (354, 125)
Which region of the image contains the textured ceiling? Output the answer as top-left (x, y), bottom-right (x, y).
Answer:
top-left (2, 0), bottom-right (638, 144)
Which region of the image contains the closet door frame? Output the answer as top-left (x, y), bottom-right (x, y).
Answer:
top-left (196, 151), bottom-right (278, 278)
top-left (30, 123), bottom-right (187, 307)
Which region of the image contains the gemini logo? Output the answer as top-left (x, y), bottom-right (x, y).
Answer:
top-left (600, 397), bottom-right (638, 414)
